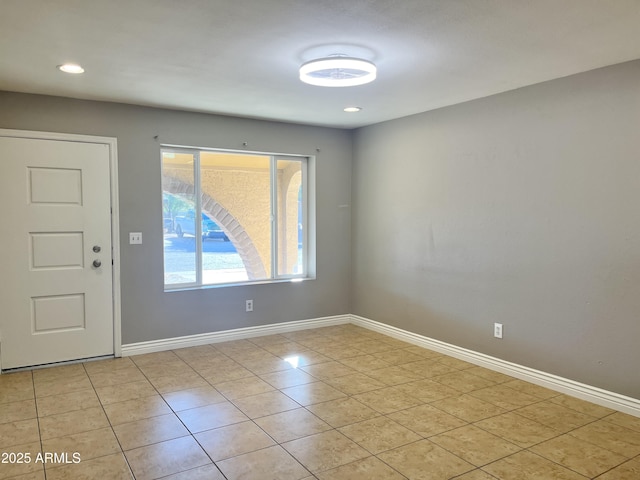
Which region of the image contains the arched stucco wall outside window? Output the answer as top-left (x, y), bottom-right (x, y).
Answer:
top-left (162, 174), bottom-right (267, 280)
top-left (278, 167), bottom-right (302, 275)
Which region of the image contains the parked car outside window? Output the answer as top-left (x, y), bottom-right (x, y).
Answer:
top-left (174, 211), bottom-right (229, 241)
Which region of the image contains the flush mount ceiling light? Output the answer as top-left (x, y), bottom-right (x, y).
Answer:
top-left (57, 63), bottom-right (85, 74)
top-left (344, 106), bottom-right (362, 112)
top-left (299, 56), bottom-right (376, 87)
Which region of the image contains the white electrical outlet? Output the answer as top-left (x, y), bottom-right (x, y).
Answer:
top-left (494, 323), bottom-right (503, 339)
top-left (246, 299), bottom-right (253, 312)
top-left (129, 232), bottom-right (142, 244)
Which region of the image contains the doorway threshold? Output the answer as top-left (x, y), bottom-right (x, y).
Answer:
top-left (1, 354), bottom-right (115, 374)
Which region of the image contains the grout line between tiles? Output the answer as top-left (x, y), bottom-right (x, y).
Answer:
top-left (82, 361), bottom-right (136, 480)
top-left (28, 370), bottom-right (47, 480)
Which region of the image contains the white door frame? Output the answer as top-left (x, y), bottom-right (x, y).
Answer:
top-left (0, 128), bottom-right (122, 368)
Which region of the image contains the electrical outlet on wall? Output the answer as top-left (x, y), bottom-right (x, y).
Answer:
top-left (246, 299), bottom-right (253, 312)
top-left (494, 323), bottom-right (503, 339)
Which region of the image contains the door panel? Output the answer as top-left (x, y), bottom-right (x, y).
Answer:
top-left (0, 136), bottom-right (114, 369)
top-left (32, 294), bottom-right (86, 332)
top-left (31, 232), bottom-right (85, 268)
top-left (29, 167), bottom-right (83, 204)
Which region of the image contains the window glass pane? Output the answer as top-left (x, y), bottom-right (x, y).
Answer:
top-left (277, 158), bottom-right (303, 275)
top-left (162, 151), bottom-right (197, 285)
top-left (200, 151), bottom-right (272, 283)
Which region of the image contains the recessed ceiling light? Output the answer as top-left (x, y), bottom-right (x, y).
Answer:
top-left (344, 106), bottom-right (362, 112)
top-left (57, 64), bottom-right (85, 74)
top-left (300, 56), bottom-right (376, 87)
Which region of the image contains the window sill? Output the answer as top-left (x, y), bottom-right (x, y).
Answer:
top-left (164, 276), bottom-right (315, 293)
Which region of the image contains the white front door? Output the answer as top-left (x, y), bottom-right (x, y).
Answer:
top-left (0, 134), bottom-right (115, 369)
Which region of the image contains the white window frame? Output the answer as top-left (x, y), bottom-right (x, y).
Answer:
top-left (162, 145), bottom-right (313, 290)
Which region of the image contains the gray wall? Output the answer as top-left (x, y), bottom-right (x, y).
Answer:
top-left (2, 60), bottom-right (639, 400)
top-left (352, 60), bottom-right (640, 399)
top-left (0, 92), bottom-right (352, 344)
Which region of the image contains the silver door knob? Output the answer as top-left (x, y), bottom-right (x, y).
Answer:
top-left (93, 245), bottom-right (101, 253)
top-left (93, 260), bottom-right (102, 268)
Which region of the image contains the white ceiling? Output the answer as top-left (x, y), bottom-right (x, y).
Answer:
top-left (2, 0), bottom-right (640, 129)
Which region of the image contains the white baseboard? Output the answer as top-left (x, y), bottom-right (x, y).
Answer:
top-left (121, 315), bottom-right (350, 357)
top-left (350, 314), bottom-right (640, 418)
top-left (121, 312), bottom-right (639, 417)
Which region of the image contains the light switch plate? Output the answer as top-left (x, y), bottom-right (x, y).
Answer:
top-left (129, 232), bottom-right (142, 244)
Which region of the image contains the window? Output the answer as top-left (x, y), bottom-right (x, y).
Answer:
top-left (161, 147), bottom-right (311, 288)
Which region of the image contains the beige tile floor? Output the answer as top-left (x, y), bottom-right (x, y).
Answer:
top-left (1, 324), bottom-right (640, 479)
